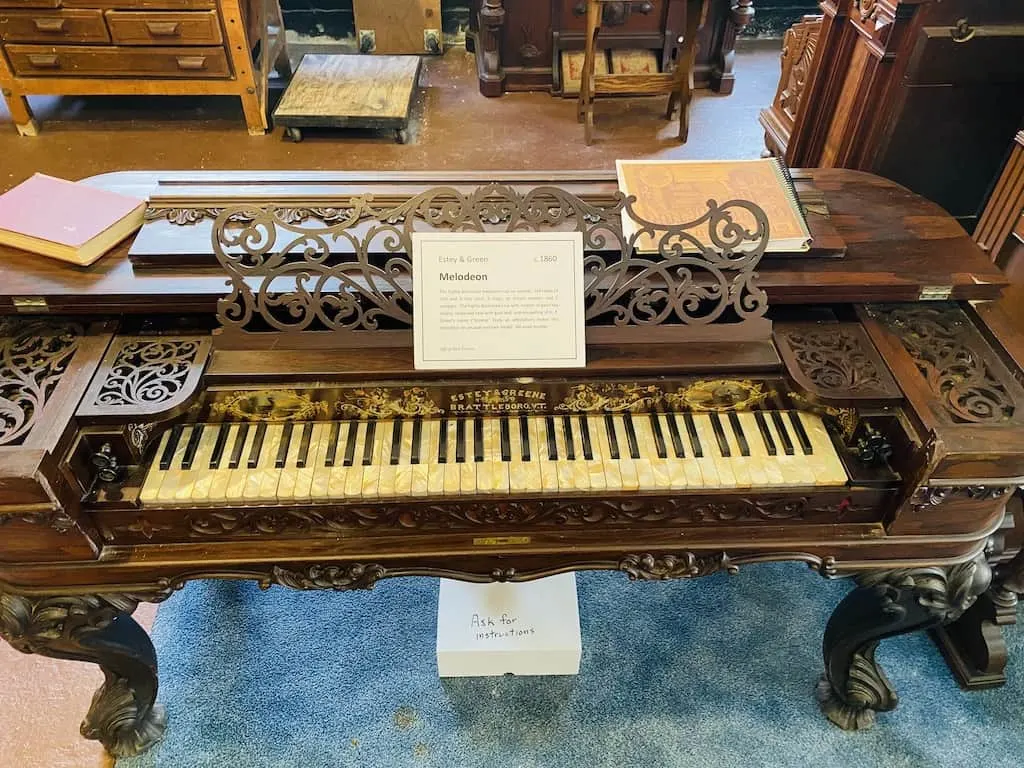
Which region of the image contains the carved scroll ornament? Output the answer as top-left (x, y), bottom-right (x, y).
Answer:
top-left (212, 184), bottom-right (770, 341)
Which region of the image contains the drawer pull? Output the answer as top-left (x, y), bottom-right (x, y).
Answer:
top-left (27, 54), bottom-right (60, 69)
top-left (32, 18), bottom-right (68, 33)
top-left (175, 55), bottom-right (208, 71)
top-left (145, 21), bottom-right (182, 37)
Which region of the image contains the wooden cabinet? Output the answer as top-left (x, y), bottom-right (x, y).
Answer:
top-left (765, 0), bottom-right (1024, 230)
top-left (470, 0), bottom-right (755, 96)
top-left (0, 0), bottom-right (289, 135)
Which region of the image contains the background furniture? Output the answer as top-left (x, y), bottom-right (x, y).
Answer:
top-left (470, 0), bottom-right (753, 97)
top-left (352, 0), bottom-right (442, 54)
top-left (974, 129), bottom-right (1024, 276)
top-left (576, 0), bottom-right (704, 143)
top-left (758, 13), bottom-right (819, 159)
top-left (0, 0), bottom-right (290, 135)
top-left (761, 0), bottom-right (1024, 231)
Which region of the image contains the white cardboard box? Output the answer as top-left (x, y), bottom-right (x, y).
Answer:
top-left (436, 573), bottom-right (582, 677)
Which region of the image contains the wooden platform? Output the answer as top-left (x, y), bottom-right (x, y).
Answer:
top-left (272, 54), bottom-right (422, 143)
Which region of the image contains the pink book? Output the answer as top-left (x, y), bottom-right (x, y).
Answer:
top-left (0, 173), bottom-right (146, 266)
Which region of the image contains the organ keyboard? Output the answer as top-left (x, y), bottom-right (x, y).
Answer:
top-left (1, 168), bottom-right (1022, 758)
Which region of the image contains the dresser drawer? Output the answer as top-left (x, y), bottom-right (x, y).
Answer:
top-left (0, 1), bottom-right (62, 8)
top-left (6, 44), bottom-right (231, 77)
top-left (0, 10), bottom-right (109, 43)
top-left (106, 10), bottom-right (222, 45)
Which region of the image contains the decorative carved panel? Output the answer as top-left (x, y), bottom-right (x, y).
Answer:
top-left (0, 319), bottom-right (84, 446)
top-left (211, 184), bottom-right (771, 344)
top-left (78, 336), bottom-right (211, 419)
top-left (775, 322), bottom-right (900, 402)
top-left (867, 304), bottom-right (1024, 425)
top-left (777, 16), bottom-right (821, 125)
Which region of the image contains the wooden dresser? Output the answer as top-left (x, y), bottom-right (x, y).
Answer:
top-left (0, 0), bottom-right (288, 135)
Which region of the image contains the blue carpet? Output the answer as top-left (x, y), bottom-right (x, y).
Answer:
top-left (119, 563), bottom-right (1024, 768)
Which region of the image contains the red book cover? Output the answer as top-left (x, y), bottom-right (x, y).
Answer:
top-left (0, 173), bottom-right (145, 248)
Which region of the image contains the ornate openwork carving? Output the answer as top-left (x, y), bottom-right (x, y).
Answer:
top-left (868, 304), bottom-right (1024, 425)
top-left (79, 336), bottom-right (211, 418)
top-left (0, 320), bottom-right (83, 446)
top-left (776, 324), bottom-right (898, 401)
top-left (212, 184), bottom-right (770, 343)
top-left (180, 496), bottom-right (865, 538)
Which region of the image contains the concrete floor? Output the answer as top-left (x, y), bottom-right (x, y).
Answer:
top-left (0, 42), bottom-right (784, 768)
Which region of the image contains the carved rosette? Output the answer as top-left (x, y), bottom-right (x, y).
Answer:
top-left (337, 387), bottom-right (443, 419)
top-left (619, 552), bottom-right (739, 580)
top-left (0, 320), bottom-right (83, 445)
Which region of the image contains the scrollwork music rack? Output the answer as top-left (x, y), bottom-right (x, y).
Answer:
top-left (211, 184), bottom-right (771, 348)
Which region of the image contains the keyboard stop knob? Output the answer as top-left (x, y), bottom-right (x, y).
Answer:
top-left (91, 442), bottom-right (123, 485)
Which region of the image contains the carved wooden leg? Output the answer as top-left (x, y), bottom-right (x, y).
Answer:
top-left (709, 0), bottom-right (755, 95)
top-left (0, 591), bottom-right (167, 757)
top-left (817, 555), bottom-right (991, 730)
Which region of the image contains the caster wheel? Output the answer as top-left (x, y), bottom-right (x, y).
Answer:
top-left (395, 127), bottom-right (408, 144)
top-left (285, 127), bottom-right (303, 142)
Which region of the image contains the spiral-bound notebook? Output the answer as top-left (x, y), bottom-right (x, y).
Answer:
top-left (616, 158), bottom-right (812, 253)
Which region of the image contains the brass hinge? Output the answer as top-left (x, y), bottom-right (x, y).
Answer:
top-left (918, 286), bottom-right (952, 301)
top-left (12, 296), bottom-right (49, 313)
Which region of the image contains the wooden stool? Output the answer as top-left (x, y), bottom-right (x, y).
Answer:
top-left (577, 0), bottom-right (707, 145)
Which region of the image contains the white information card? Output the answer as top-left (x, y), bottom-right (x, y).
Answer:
top-left (412, 232), bottom-right (586, 371)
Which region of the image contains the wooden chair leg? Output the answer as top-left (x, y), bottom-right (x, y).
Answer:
top-left (579, 0), bottom-right (601, 145)
top-left (1, 89), bottom-right (38, 136)
top-left (673, 0), bottom-right (704, 143)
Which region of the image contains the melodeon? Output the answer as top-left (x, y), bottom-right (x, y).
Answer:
top-left (0, 169), bottom-right (1021, 757)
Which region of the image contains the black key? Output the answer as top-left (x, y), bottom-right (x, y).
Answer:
top-left (604, 414), bottom-right (621, 460)
top-left (562, 416), bottom-right (575, 461)
top-left (788, 411), bottom-right (814, 455)
top-left (579, 417), bottom-right (594, 461)
top-left (754, 411), bottom-right (777, 456)
top-left (664, 411), bottom-right (685, 458)
top-left (247, 422), bottom-right (267, 468)
top-left (411, 419), bottom-right (422, 465)
top-left (228, 423), bottom-right (249, 469)
top-left (325, 422), bottom-right (341, 467)
top-left (438, 419), bottom-right (449, 464)
top-left (770, 411), bottom-right (795, 456)
top-left (545, 416), bottom-right (558, 460)
top-left (683, 412), bottom-right (702, 458)
top-left (473, 418), bottom-right (484, 462)
top-left (275, 422), bottom-right (293, 468)
top-left (500, 417), bottom-right (511, 462)
top-left (622, 414), bottom-right (641, 460)
top-left (159, 424), bottom-right (183, 470)
top-left (649, 414), bottom-right (667, 459)
top-left (343, 421), bottom-right (359, 466)
top-left (361, 421), bottom-right (377, 466)
top-left (180, 424), bottom-right (204, 470)
top-left (519, 416), bottom-right (531, 461)
top-left (709, 413), bottom-right (731, 457)
top-left (728, 412), bottom-right (750, 457)
top-left (209, 423), bottom-right (231, 469)
top-left (455, 419), bottom-right (467, 464)
top-left (296, 423), bottom-right (314, 468)
top-left (390, 420), bottom-right (403, 465)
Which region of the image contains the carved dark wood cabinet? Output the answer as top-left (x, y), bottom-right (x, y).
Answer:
top-left (469, 0), bottom-right (754, 96)
top-left (765, 0), bottom-right (1024, 230)
top-left (0, 167), bottom-right (1022, 756)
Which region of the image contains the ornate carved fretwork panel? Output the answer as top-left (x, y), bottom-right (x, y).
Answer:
top-left (777, 15), bottom-right (822, 124)
top-left (79, 336), bottom-right (211, 418)
top-left (775, 322), bottom-right (899, 402)
top-left (211, 184), bottom-right (770, 344)
top-left (0, 319), bottom-right (84, 446)
top-left (867, 303), bottom-right (1024, 425)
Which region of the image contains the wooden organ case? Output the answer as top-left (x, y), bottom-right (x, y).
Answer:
top-left (0, 167), bottom-right (1022, 757)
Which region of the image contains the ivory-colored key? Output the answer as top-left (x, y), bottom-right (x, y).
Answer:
top-left (254, 424), bottom-right (284, 502)
top-left (534, 417), bottom-right (559, 493)
top-left (344, 423), bottom-right (367, 498)
top-left (394, 421), bottom-right (415, 497)
top-left (375, 421), bottom-right (396, 498)
top-left (139, 430), bottom-right (172, 503)
top-left (581, 416), bottom-right (606, 491)
top-left (424, 420), bottom-right (444, 496)
top-left (509, 417), bottom-right (542, 492)
top-left (800, 413), bottom-right (848, 486)
top-left (226, 427), bottom-right (258, 503)
top-left (157, 426), bottom-right (193, 503)
top-left (634, 416), bottom-right (670, 490)
top-left (593, 416), bottom-right (623, 490)
top-left (313, 423), bottom-right (340, 501)
top-left (276, 424), bottom-right (304, 501)
top-left (719, 415), bottom-right (753, 489)
top-left (764, 415), bottom-right (815, 486)
top-left (491, 419), bottom-right (511, 494)
top-left (694, 415), bottom-right (736, 487)
top-left (566, 417), bottom-right (591, 491)
top-left (737, 412), bottom-right (783, 486)
top-left (327, 422), bottom-right (352, 499)
top-left (291, 424), bottom-right (323, 502)
top-left (553, 417), bottom-right (577, 491)
top-left (658, 413), bottom-right (691, 490)
top-left (443, 422), bottom-right (461, 495)
top-left (360, 422), bottom-right (385, 498)
top-left (179, 427), bottom-right (218, 502)
top-left (609, 416), bottom-right (640, 491)
top-left (475, 419), bottom-right (497, 493)
top-left (204, 424), bottom-right (240, 505)
top-left (306, 424), bottom-right (333, 501)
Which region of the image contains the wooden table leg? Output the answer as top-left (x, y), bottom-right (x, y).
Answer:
top-left (2, 90), bottom-right (39, 137)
